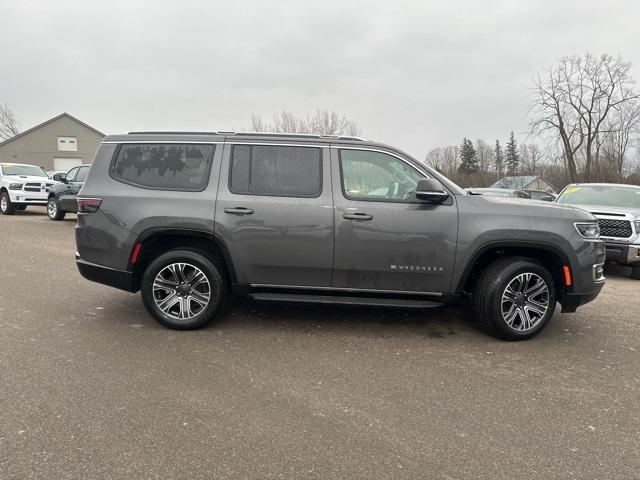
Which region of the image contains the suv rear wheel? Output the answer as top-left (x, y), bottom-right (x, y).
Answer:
top-left (0, 191), bottom-right (16, 215)
top-left (140, 249), bottom-right (227, 330)
top-left (474, 257), bottom-right (556, 340)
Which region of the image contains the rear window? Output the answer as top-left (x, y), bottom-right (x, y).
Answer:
top-left (111, 144), bottom-right (215, 191)
top-left (230, 145), bottom-right (322, 197)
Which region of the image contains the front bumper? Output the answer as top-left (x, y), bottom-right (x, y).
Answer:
top-left (8, 190), bottom-right (48, 204)
top-left (561, 286), bottom-right (604, 313)
top-left (604, 242), bottom-right (640, 265)
top-left (76, 253), bottom-right (136, 292)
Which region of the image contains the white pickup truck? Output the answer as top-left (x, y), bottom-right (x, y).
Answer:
top-left (0, 162), bottom-right (57, 215)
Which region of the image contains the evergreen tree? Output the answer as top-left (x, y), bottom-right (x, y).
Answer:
top-left (505, 131), bottom-right (519, 175)
top-left (458, 138), bottom-right (478, 174)
top-left (494, 139), bottom-right (504, 177)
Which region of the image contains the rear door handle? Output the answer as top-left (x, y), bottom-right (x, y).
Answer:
top-left (224, 207), bottom-right (254, 215)
top-left (343, 212), bottom-right (373, 221)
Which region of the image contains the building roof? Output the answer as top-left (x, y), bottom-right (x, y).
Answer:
top-left (0, 112), bottom-right (104, 147)
top-left (491, 175), bottom-right (555, 190)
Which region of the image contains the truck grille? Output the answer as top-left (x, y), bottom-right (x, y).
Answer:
top-left (597, 218), bottom-right (632, 238)
top-left (24, 182), bottom-right (43, 192)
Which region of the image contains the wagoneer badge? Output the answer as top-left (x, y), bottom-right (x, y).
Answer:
top-left (390, 265), bottom-right (444, 272)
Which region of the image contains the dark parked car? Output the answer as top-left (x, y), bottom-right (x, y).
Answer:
top-left (466, 187), bottom-right (531, 199)
top-left (75, 132), bottom-right (605, 340)
top-left (523, 189), bottom-right (556, 201)
top-left (47, 165), bottom-right (90, 220)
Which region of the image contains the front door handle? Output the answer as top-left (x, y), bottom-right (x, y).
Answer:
top-left (224, 207), bottom-right (254, 215)
top-left (343, 212), bottom-right (373, 221)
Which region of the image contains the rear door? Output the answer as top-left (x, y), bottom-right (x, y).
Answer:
top-left (214, 142), bottom-right (334, 287)
top-left (331, 146), bottom-right (458, 293)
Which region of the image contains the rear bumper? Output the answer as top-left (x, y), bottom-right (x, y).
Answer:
top-left (604, 242), bottom-right (640, 265)
top-left (76, 253), bottom-right (136, 292)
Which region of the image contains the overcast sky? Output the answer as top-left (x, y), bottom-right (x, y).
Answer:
top-left (1, 0), bottom-right (639, 158)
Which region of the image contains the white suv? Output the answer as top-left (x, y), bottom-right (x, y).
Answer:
top-left (0, 162), bottom-right (56, 215)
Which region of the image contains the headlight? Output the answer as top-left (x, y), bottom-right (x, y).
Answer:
top-left (635, 220), bottom-right (640, 234)
top-left (9, 183), bottom-right (23, 190)
top-left (575, 222), bottom-right (600, 239)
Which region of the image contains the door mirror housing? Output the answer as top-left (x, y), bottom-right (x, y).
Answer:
top-left (415, 178), bottom-right (450, 203)
top-left (52, 173), bottom-right (66, 182)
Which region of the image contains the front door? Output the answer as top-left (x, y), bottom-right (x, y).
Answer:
top-left (215, 142), bottom-right (334, 287)
top-left (331, 147), bottom-right (458, 293)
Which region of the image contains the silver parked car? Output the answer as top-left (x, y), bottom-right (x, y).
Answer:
top-left (556, 183), bottom-right (640, 279)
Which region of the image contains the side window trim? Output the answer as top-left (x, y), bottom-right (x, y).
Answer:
top-left (227, 143), bottom-right (323, 199)
top-left (108, 143), bottom-right (216, 192)
top-left (337, 148), bottom-right (426, 204)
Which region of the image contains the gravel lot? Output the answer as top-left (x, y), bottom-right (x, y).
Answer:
top-left (1, 207), bottom-right (639, 480)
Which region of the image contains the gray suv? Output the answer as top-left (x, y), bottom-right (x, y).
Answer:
top-left (75, 132), bottom-right (605, 340)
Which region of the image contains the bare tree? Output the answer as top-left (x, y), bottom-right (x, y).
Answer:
top-left (474, 139), bottom-right (494, 174)
top-left (519, 143), bottom-right (543, 176)
top-left (249, 109), bottom-right (360, 136)
top-left (600, 100), bottom-right (640, 181)
top-left (425, 145), bottom-right (459, 179)
top-left (0, 102), bottom-right (20, 140)
top-left (530, 53), bottom-right (639, 182)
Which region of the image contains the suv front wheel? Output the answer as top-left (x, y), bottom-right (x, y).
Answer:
top-left (474, 257), bottom-right (556, 340)
top-left (141, 249), bottom-right (227, 330)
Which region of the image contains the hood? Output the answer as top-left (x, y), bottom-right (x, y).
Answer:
top-left (466, 194), bottom-right (596, 221)
top-left (2, 174), bottom-right (54, 183)
top-left (557, 203), bottom-right (640, 219)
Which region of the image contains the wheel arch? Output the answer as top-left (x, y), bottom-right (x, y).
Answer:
top-left (457, 241), bottom-right (572, 303)
top-left (131, 228), bottom-right (237, 291)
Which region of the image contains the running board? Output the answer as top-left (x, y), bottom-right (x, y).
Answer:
top-left (248, 293), bottom-right (444, 309)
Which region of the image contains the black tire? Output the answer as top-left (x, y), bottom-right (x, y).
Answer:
top-left (630, 265), bottom-right (640, 280)
top-left (0, 191), bottom-right (16, 215)
top-left (15, 204), bottom-right (27, 211)
top-left (474, 257), bottom-right (556, 341)
top-left (140, 249), bottom-right (227, 330)
top-left (47, 197), bottom-right (66, 220)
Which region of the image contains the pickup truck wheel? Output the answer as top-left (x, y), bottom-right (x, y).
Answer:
top-left (474, 257), bottom-right (556, 340)
top-left (47, 198), bottom-right (65, 220)
top-left (630, 266), bottom-right (640, 280)
top-left (141, 249), bottom-right (227, 330)
top-left (0, 191), bottom-right (16, 215)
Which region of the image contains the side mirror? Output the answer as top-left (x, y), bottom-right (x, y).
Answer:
top-left (52, 173), bottom-right (66, 182)
top-left (415, 178), bottom-right (450, 203)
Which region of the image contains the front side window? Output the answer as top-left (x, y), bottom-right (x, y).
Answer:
top-left (111, 144), bottom-right (215, 191)
top-left (65, 167), bottom-right (79, 182)
top-left (230, 145), bottom-right (322, 197)
top-left (75, 166), bottom-right (89, 183)
top-left (339, 149), bottom-right (424, 202)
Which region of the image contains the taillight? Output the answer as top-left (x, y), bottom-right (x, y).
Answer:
top-left (77, 197), bottom-right (102, 213)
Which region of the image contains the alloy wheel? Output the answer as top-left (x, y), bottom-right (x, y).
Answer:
top-left (152, 262), bottom-right (211, 320)
top-left (48, 199), bottom-right (57, 218)
top-left (500, 272), bottom-right (550, 332)
top-left (0, 196), bottom-right (7, 212)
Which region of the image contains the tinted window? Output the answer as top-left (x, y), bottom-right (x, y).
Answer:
top-left (75, 166), bottom-right (89, 182)
top-left (230, 145), bottom-right (321, 197)
top-left (339, 149), bottom-right (424, 202)
top-left (112, 144), bottom-right (214, 190)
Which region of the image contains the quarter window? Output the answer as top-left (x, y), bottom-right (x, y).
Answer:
top-left (230, 145), bottom-right (322, 197)
top-left (111, 144), bottom-right (215, 191)
top-left (339, 149), bottom-right (424, 202)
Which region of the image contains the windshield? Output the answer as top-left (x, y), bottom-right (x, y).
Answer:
top-left (1, 163), bottom-right (48, 177)
top-left (557, 185), bottom-right (640, 208)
